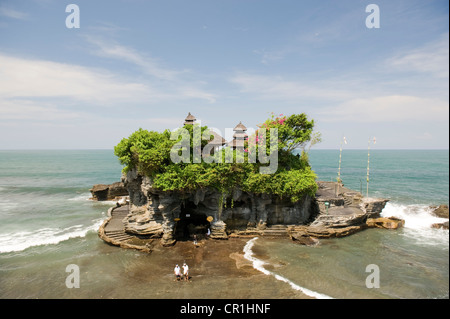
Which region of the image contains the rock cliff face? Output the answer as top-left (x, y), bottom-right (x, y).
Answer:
top-left (119, 170), bottom-right (390, 246)
top-left (122, 168), bottom-right (314, 246)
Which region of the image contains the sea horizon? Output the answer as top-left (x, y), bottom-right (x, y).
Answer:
top-left (1, 148), bottom-right (449, 151)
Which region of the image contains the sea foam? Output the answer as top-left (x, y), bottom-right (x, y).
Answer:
top-left (67, 192), bottom-right (91, 201)
top-left (243, 237), bottom-right (333, 299)
top-left (0, 219), bottom-right (104, 253)
top-left (68, 193), bottom-right (119, 207)
top-left (381, 202), bottom-right (449, 247)
top-left (0, 197), bottom-right (19, 214)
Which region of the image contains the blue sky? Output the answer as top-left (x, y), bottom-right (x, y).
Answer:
top-left (0, 0), bottom-right (448, 149)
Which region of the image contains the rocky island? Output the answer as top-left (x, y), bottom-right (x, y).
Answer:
top-left (96, 112), bottom-right (394, 251)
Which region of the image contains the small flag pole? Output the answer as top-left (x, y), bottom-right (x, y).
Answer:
top-left (337, 136), bottom-right (347, 196)
top-left (366, 137), bottom-right (376, 197)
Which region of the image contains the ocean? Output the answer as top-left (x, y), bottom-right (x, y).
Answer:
top-left (0, 149), bottom-right (448, 299)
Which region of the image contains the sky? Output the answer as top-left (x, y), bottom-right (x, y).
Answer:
top-left (0, 0), bottom-right (448, 150)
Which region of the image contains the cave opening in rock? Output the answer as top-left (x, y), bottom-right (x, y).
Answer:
top-left (174, 201), bottom-right (210, 241)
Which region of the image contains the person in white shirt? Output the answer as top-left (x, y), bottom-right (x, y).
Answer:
top-left (183, 263), bottom-right (189, 281)
top-left (174, 264), bottom-right (181, 281)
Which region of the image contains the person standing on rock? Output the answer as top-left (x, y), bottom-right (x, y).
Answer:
top-left (183, 263), bottom-right (189, 281)
top-left (193, 234), bottom-right (198, 246)
top-left (174, 264), bottom-right (181, 281)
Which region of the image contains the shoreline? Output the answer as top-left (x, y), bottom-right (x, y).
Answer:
top-left (128, 236), bottom-right (315, 299)
top-left (94, 202), bottom-right (448, 299)
top-left (97, 205), bottom-right (316, 298)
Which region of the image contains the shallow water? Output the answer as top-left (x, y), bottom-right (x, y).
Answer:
top-left (248, 230), bottom-right (448, 299)
top-left (0, 150), bottom-right (448, 299)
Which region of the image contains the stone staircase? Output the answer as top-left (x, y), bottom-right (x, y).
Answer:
top-left (262, 225), bottom-right (289, 237)
top-left (103, 206), bottom-right (134, 243)
top-left (343, 192), bottom-right (363, 207)
top-left (103, 230), bottom-right (135, 242)
top-left (343, 196), bottom-right (353, 207)
top-left (230, 224), bottom-right (289, 238)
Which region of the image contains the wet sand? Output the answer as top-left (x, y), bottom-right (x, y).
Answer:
top-left (96, 206), bottom-right (312, 298)
top-left (115, 238), bottom-right (312, 299)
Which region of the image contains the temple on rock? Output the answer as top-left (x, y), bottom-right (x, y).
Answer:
top-left (96, 112), bottom-right (392, 251)
top-left (184, 112), bottom-right (197, 125)
top-left (227, 121), bottom-right (248, 150)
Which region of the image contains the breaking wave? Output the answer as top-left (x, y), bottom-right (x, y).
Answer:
top-left (381, 202), bottom-right (449, 247)
top-left (68, 193), bottom-right (118, 206)
top-left (0, 219), bottom-right (104, 253)
top-left (67, 192), bottom-right (92, 201)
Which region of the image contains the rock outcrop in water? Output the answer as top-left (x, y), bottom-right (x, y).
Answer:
top-left (431, 221), bottom-right (449, 230)
top-left (431, 205), bottom-right (449, 219)
top-left (366, 216), bottom-right (405, 229)
top-left (90, 182), bottom-right (128, 201)
top-left (287, 184), bottom-right (390, 242)
top-left (117, 170), bottom-right (389, 246)
top-left (430, 205), bottom-right (449, 230)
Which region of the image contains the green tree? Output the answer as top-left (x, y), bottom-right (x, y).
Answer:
top-left (114, 113), bottom-right (319, 203)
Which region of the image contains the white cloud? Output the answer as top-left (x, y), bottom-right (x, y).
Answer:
top-left (230, 73), bottom-right (351, 101)
top-left (0, 54), bottom-right (157, 104)
top-left (178, 87), bottom-right (216, 103)
top-left (319, 95), bottom-right (449, 123)
top-left (416, 132), bottom-right (433, 141)
top-left (84, 36), bottom-right (181, 81)
top-left (253, 49), bottom-right (286, 65)
top-left (230, 71), bottom-right (449, 125)
top-left (0, 51), bottom-right (217, 122)
top-left (0, 6), bottom-right (28, 20)
top-left (387, 34), bottom-right (449, 79)
top-left (83, 36), bottom-right (217, 102)
top-left (0, 99), bottom-right (84, 121)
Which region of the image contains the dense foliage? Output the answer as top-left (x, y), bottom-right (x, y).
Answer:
top-left (114, 113), bottom-right (319, 202)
